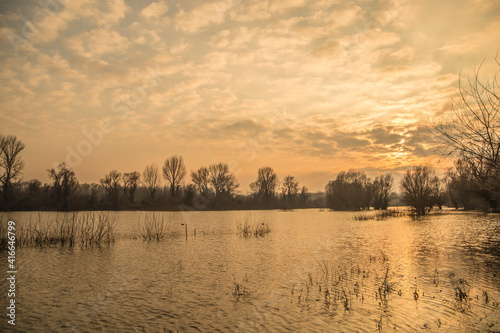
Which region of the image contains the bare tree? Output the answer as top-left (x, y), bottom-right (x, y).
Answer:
top-left (400, 166), bottom-right (439, 219)
top-left (0, 134), bottom-right (26, 205)
top-left (163, 155), bottom-right (186, 197)
top-left (281, 175), bottom-right (299, 199)
top-left (48, 162), bottom-right (79, 210)
top-left (325, 170), bottom-right (371, 211)
top-left (434, 59), bottom-right (500, 209)
top-left (123, 171), bottom-right (140, 203)
top-left (298, 185), bottom-right (310, 207)
top-left (100, 170), bottom-right (121, 208)
top-left (143, 163), bottom-right (160, 201)
top-left (208, 163), bottom-right (239, 199)
top-left (372, 174), bottom-right (393, 210)
top-left (446, 158), bottom-right (483, 210)
top-left (191, 166), bottom-right (210, 196)
top-left (249, 167), bottom-right (278, 202)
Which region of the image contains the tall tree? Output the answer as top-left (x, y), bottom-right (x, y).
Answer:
top-left (446, 158), bottom-right (482, 210)
top-left (191, 166), bottom-right (210, 196)
top-left (372, 174), bottom-right (393, 210)
top-left (48, 162), bottom-right (79, 210)
top-left (123, 171), bottom-right (140, 204)
top-left (434, 59), bottom-right (500, 209)
top-left (143, 163), bottom-right (160, 201)
top-left (208, 163), bottom-right (239, 199)
top-left (325, 170), bottom-right (371, 211)
top-left (0, 134), bottom-right (26, 206)
top-left (281, 175), bottom-right (299, 199)
top-left (163, 155), bottom-right (186, 197)
top-left (400, 166), bottom-right (439, 219)
top-left (249, 167), bottom-right (278, 205)
top-left (100, 170), bottom-right (121, 208)
top-left (298, 185), bottom-right (310, 208)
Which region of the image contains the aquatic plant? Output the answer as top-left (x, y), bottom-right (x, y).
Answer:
top-left (79, 212), bottom-right (115, 246)
top-left (449, 273), bottom-right (471, 312)
top-left (232, 281), bottom-right (250, 299)
top-left (15, 211), bottom-right (115, 248)
top-left (375, 208), bottom-right (408, 220)
top-left (138, 212), bottom-right (173, 241)
top-left (236, 215), bottom-right (271, 237)
top-left (354, 208), bottom-right (408, 221)
top-left (377, 268), bottom-right (395, 301)
top-left (232, 275), bottom-right (250, 299)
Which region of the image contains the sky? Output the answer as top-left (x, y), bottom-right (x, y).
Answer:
top-left (0, 0), bottom-right (499, 193)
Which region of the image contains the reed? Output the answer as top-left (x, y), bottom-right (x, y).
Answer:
top-left (55, 212), bottom-right (78, 246)
top-left (377, 267), bottom-right (395, 302)
top-left (354, 208), bottom-right (408, 221)
top-left (236, 215), bottom-right (271, 237)
top-left (15, 211), bottom-right (115, 248)
top-left (232, 275), bottom-right (250, 299)
top-left (449, 273), bottom-right (470, 302)
top-left (375, 208), bottom-right (408, 220)
top-left (79, 212), bottom-right (116, 246)
top-left (138, 212), bottom-right (174, 241)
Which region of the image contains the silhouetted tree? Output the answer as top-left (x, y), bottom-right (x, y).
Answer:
top-left (298, 185), bottom-right (310, 208)
top-left (163, 155), bottom-right (186, 197)
top-left (123, 171), bottom-right (140, 204)
top-left (446, 158), bottom-right (484, 210)
top-left (249, 167), bottom-right (278, 205)
top-left (100, 170), bottom-right (121, 208)
top-left (280, 175), bottom-right (299, 208)
top-left (79, 183), bottom-right (101, 210)
top-left (431, 177), bottom-right (447, 210)
top-left (281, 175), bottom-right (299, 198)
top-left (434, 59), bottom-right (500, 210)
top-left (143, 163), bottom-right (160, 201)
top-left (182, 184), bottom-right (196, 206)
top-left (325, 170), bottom-right (371, 211)
top-left (191, 166), bottom-right (210, 196)
top-left (208, 163), bottom-right (239, 200)
top-left (48, 162), bottom-right (79, 210)
top-left (27, 179), bottom-right (42, 193)
top-left (0, 134), bottom-right (26, 207)
top-left (372, 174), bottom-right (393, 210)
top-left (400, 166), bottom-right (439, 218)
top-left (17, 178), bottom-right (46, 210)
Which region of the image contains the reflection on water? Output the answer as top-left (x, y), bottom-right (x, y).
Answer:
top-left (1, 209), bottom-right (500, 332)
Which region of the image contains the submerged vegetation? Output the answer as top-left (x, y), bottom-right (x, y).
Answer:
top-left (236, 215), bottom-right (271, 237)
top-left (232, 275), bottom-right (251, 300)
top-left (353, 208), bottom-right (408, 221)
top-left (5, 212), bottom-right (115, 248)
top-left (295, 253), bottom-right (499, 330)
top-left (138, 212), bottom-right (175, 241)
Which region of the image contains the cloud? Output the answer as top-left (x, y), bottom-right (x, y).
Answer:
top-left (65, 28), bottom-right (131, 57)
top-left (229, 0), bottom-right (309, 22)
top-left (91, 0), bottom-right (131, 28)
top-left (175, 0), bottom-right (232, 34)
top-left (312, 39), bottom-right (342, 59)
top-left (438, 20), bottom-right (500, 55)
top-left (0, 0), bottom-right (496, 186)
top-left (140, 1), bottom-right (169, 20)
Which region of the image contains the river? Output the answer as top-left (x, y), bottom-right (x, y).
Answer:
top-left (1, 209), bottom-right (499, 332)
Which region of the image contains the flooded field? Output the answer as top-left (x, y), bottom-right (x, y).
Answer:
top-left (1, 209), bottom-right (500, 332)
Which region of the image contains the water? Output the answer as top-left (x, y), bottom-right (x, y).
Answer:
top-left (1, 209), bottom-right (500, 332)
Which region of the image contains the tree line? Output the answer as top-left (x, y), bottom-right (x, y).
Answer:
top-left (0, 148), bottom-right (325, 211)
top-left (0, 134), bottom-right (488, 216)
top-left (1, 60), bottom-right (498, 215)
